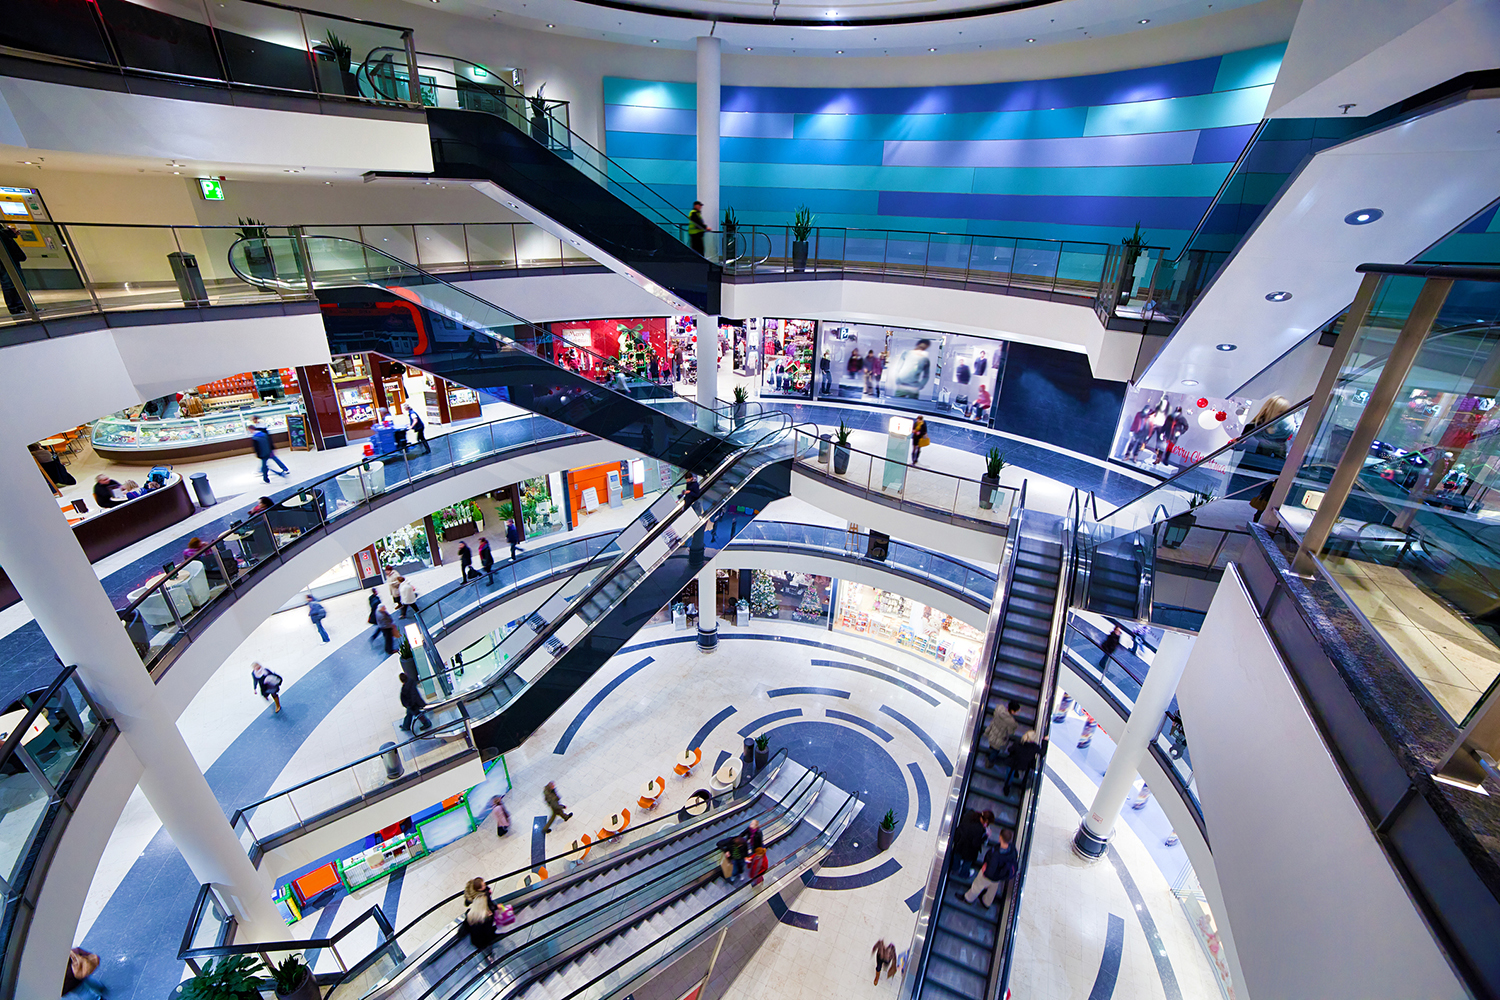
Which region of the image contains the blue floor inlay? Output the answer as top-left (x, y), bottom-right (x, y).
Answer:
top-left (380, 866), bottom-right (407, 927)
top-left (738, 708), bottom-right (804, 736)
top-left (802, 857), bottom-right (902, 891)
top-left (687, 705), bottom-right (738, 752)
top-left (810, 660), bottom-right (942, 707)
top-left (906, 762), bottom-right (931, 831)
top-left (1046, 767), bottom-right (1183, 1000)
top-left (879, 705), bottom-right (954, 777)
top-left (769, 686), bottom-right (851, 699)
top-left (767, 891), bottom-right (819, 931)
top-left (714, 749), bottom-right (732, 773)
top-left (825, 709), bottom-right (893, 742)
top-left (904, 886), bottom-right (925, 912)
top-left (553, 655), bottom-right (655, 754)
top-left (1087, 914), bottom-right (1126, 1000)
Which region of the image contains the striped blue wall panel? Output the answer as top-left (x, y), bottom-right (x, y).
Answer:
top-left (604, 43), bottom-right (1284, 250)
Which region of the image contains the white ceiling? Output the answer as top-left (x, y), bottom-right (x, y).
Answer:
top-left (1138, 94), bottom-right (1500, 398)
top-left (406, 0), bottom-right (1273, 56)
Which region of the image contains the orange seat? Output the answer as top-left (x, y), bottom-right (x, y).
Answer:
top-left (638, 795), bottom-right (656, 810)
top-left (675, 747), bottom-right (702, 777)
top-left (536, 866), bottom-right (549, 880)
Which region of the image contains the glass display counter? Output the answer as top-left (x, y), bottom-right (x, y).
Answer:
top-left (91, 401), bottom-right (306, 462)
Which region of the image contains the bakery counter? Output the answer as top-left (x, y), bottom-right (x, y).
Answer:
top-left (90, 401), bottom-right (303, 463)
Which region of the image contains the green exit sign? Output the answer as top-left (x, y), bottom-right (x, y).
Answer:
top-left (198, 178), bottom-right (225, 201)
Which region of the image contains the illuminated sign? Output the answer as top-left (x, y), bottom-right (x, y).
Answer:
top-left (198, 178), bottom-right (225, 201)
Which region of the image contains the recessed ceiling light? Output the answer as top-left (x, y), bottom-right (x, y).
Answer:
top-left (928, 47), bottom-right (936, 51)
top-left (546, 23), bottom-right (554, 27)
top-left (1265, 291), bottom-right (1293, 302)
top-left (1139, 18), bottom-right (1150, 23)
top-left (1344, 208), bottom-right (1383, 225)
top-left (325, 181), bottom-right (332, 185)
top-left (745, 46), bottom-right (753, 51)
top-left (1216, 343), bottom-right (1237, 351)
top-left (173, 171), bottom-right (181, 175)
top-left (836, 50), bottom-right (843, 54)
top-left (651, 39), bottom-right (658, 43)
top-left (1181, 379), bottom-right (1199, 386)
top-left (1026, 38), bottom-right (1036, 43)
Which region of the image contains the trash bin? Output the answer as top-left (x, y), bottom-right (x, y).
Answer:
top-left (189, 471), bottom-right (216, 507)
top-left (818, 433), bottom-right (832, 463)
top-left (167, 251), bottom-right (208, 306)
top-left (381, 741), bottom-right (404, 780)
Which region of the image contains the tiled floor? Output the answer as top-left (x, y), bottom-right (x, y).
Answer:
top-left (1323, 555), bottom-right (1500, 721)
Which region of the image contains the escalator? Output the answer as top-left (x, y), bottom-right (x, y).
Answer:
top-left (361, 49), bottom-right (720, 314)
top-left (229, 235), bottom-right (810, 755)
top-left (345, 752), bottom-right (848, 1000)
top-left (907, 505), bottom-right (1071, 1000)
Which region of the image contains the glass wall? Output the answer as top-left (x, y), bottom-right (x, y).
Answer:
top-left (815, 322), bottom-right (1004, 421)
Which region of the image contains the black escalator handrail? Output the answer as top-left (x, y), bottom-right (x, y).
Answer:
top-left (503, 778), bottom-right (851, 1000)
top-left (341, 750), bottom-right (797, 1000)
top-left (435, 767), bottom-right (828, 1000)
top-left (430, 417), bottom-right (801, 717)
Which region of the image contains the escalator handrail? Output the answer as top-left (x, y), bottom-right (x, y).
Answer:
top-left (433, 768), bottom-right (830, 1000)
top-left (531, 786), bottom-right (861, 1000)
top-left (428, 417), bottom-right (809, 717)
top-left (347, 750), bottom-right (800, 1000)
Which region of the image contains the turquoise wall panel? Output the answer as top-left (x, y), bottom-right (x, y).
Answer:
top-left (792, 107), bottom-right (1089, 142)
top-left (970, 163), bottom-right (1231, 198)
top-left (1082, 85), bottom-right (1273, 137)
top-left (721, 137), bottom-right (886, 165)
top-left (1213, 43), bottom-right (1288, 91)
top-left (720, 162), bottom-right (977, 193)
top-left (604, 78), bottom-right (696, 109)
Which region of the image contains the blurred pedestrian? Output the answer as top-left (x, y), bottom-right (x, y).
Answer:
top-left (399, 671), bottom-right (432, 733)
top-left (305, 594), bottom-right (329, 643)
top-left (506, 519), bottom-right (522, 560)
top-left (405, 403), bottom-right (431, 455)
top-left (543, 781), bottom-right (573, 832)
top-left (375, 603), bottom-right (396, 654)
top-left (959, 827), bottom-right (1016, 909)
top-left (458, 540), bottom-right (477, 581)
top-left (250, 420), bottom-right (289, 483)
top-left (251, 662), bottom-right (282, 713)
top-left (464, 877), bottom-right (497, 948)
top-left (62, 947), bottom-right (104, 999)
top-left (489, 794), bottom-right (511, 837)
top-left (399, 575), bottom-right (418, 619)
top-left (479, 537), bottom-right (495, 582)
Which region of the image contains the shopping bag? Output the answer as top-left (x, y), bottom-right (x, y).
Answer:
top-left (719, 852), bottom-right (734, 879)
top-left (495, 904), bottom-right (516, 928)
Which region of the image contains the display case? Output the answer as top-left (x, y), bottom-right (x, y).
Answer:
top-left (447, 385), bottom-right (481, 421)
top-left (337, 828), bottom-right (427, 892)
top-left (90, 401), bottom-right (306, 462)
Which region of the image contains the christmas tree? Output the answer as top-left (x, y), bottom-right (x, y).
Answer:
top-left (793, 581), bottom-right (825, 622)
top-left (750, 570), bottom-right (778, 618)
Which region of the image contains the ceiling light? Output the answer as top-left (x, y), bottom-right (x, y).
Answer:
top-left (651, 39), bottom-right (658, 43)
top-left (1344, 208), bottom-right (1383, 225)
top-left (836, 50), bottom-right (843, 54)
top-left (1139, 18), bottom-right (1150, 23)
top-left (928, 47), bottom-right (936, 51)
top-left (173, 171), bottom-right (181, 175)
top-left (546, 23), bottom-right (554, 27)
top-left (745, 46), bottom-right (753, 51)
top-left (1265, 291), bottom-right (1292, 302)
top-left (1216, 343), bottom-right (1237, 352)
top-left (1026, 38), bottom-right (1036, 43)
top-left (1181, 379), bottom-right (1199, 386)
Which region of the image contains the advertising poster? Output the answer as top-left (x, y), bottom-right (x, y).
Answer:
top-left (1112, 387), bottom-right (1255, 476)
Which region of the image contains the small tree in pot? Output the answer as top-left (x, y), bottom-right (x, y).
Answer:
top-left (754, 733), bottom-right (771, 769)
top-left (877, 809), bottom-right (897, 852)
top-left (1116, 221), bottom-right (1146, 306)
top-left (833, 420), bottom-right (852, 475)
top-left (237, 217), bottom-right (274, 280)
top-left (267, 955), bottom-right (320, 1000)
top-left (790, 205), bottom-right (814, 272)
top-left (722, 206), bottom-right (740, 264)
top-left (528, 84), bottom-right (551, 145)
top-left (980, 447), bottom-right (1005, 510)
top-left (324, 30), bottom-right (357, 96)
top-left (733, 385), bottom-right (749, 428)
top-left (398, 636), bottom-right (416, 678)
top-left (175, 955), bottom-right (265, 1000)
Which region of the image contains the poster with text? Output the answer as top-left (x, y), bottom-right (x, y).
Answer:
top-left (1112, 386), bottom-right (1255, 476)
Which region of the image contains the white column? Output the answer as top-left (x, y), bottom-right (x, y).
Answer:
top-left (0, 438), bottom-right (285, 938)
top-left (696, 561), bottom-right (718, 651)
top-left (695, 36), bottom-right (721, 240)
top-left (1073, 631), bottom-right (1195, 859)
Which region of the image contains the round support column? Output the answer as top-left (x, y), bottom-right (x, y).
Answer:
top-left (1073, 630), bottom-right (1195, 860)
top-left (0, 437), bottom-right (286, 938)
top-left (696, 563), bottom-right (718, 650)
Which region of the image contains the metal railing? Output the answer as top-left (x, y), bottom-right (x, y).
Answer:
top-left (0, 665), bottom-right (113, 999)
top-left (2, 0), bottom-right (422, 109)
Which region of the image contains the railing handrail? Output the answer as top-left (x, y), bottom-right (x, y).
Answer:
top-left (0, 662), bottom-right (83, 766)
top-left (179, 896), bottom-right (394, 962)
top-left (725, 221), bottom-right (1173, 255)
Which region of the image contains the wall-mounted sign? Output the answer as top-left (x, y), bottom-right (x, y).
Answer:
top-left (198, 178), bottom-right (225, 201)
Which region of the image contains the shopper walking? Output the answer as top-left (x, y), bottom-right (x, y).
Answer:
top-left (479, 536), bottom-right (495, 582)
top-left (687, 200), bottom-right (709, 257)
top-left (398, 575), bottom-right (418, 619)
top-left (871, 941), bottom-right (898, 985)
top-left (375, 602), bottom-right (397, 654)
top-left (910, 416), bottom-right (929, 465)
top-left (959, 827), bottom-right (1017, 909)
top-left (0, 223), bottom-right (28, 316)
top-left (505, 519), bottom-right (522, 560)
top-left (62, 947), bottom-right (105, 999)
top-left (819, 348), bottom-right (832, 394)
top-left (367, 587), bottom-right (382, 640)
top-left (457, 540), bottom-right (476, 581)
top-left (305, 594), bottom-right (330, 643)
top-left (251, 662), bottom-right (283, 713)
top-left (984, 699), bottom-right (1021, 766)
top-left (250, 421), bottom-right (290, 482)
top-left (1097, 625), bottom-right (1123, 668)
top-left (489, 794), bottom-right (511, 837)
top-left (405, 404), bottom-right (431, 455)
top-left (672, 345), bottom-right (684, 382)
top-left (543, 780), bottom-right (573, 832)
top-left (399, 671), bottom-right (432, 733)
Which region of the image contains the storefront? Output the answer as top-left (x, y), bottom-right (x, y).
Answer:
top-left (834, 582), bottom-right (984, 679)
top-left (1109, 387), bottom-right (1257, 477)
top-left (91, 369), bottom-right (306, 462)
top-left (566, 457), bottom-right (671, 527)
top-left (822, 323), bottom-right (1004, 422)
top-left (761, 318), bottom-right (816, 398)
top-left (748, 569), bottom-right (833, 624)
top-left (550, 317), bottom-right (671, 380)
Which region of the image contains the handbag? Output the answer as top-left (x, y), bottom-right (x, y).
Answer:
top-left (918, 435), bottom-right (931, 447)
top-left (719, 851), bottom-right (734, 879)
top-left (495, 904), bottom-right (516, 927)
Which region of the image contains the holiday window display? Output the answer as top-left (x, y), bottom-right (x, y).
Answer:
top-left (549, 318), bottom-right (669, 381)
top-left (835, 582), bottom-right (983, 679)
top-left (762, 318), bottom-right (815, 397)
top-left (1111, 387), bottom-right (1255, 476)
top-left (750, 569), bottom-right (779, 617)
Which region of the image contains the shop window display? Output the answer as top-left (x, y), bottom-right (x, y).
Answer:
top-left (835, 582), bottom-right (983, 679)
top-left (762, 318), bottom-right (814, 398)
top-left (520, 475), bottom-right (565, 539)
top-left (821, 323), bottom-right (1003, 421)
top-left (375, 522), bottom-right (431, 572)
top-left (550, 317), bottom-right (670, 382)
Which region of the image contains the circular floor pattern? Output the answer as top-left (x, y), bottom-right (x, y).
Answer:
top-left (767, 720), bottom-right (909, 868)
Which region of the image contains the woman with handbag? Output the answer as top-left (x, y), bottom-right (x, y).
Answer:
top-left (464, 877), bottom-right (498, 948)
top-left (911, 416), bottom-right (929, 465)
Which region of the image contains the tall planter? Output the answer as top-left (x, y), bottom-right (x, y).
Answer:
top-left (979, 473), bottom-right (1000, 510)
top-left (791, 240), bottom-right (809, 272)
top-left (276, 968), bottom-right (321, 1000)
top-left (833, 444), bottom-right (850, 475)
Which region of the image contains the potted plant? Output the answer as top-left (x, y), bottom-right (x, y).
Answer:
top-left (237, 218), bottom-right (275, 280)
top-left (267, 955), bottom-right (319, 1000)
top-left (528, 84), bottom-right (550, 145)
top-left (1162, 490), bottom-right (1214, 548)
top-left (733, 385), bottom-right (749, 427)
top-left (722, 206), bottom-right (739, 263)
top-left (175, 955), bottom-right (265, 1000)
top-left (832, 420), bottom-right (852, 475)
top-left (980, 447), bottom-right (1005, 510)
top-left (324, 30), bottom-right (357, 96)
top-left (753, 733), bottom-right (770, 769)
top-left (398, 636), bottom-right (416, 676)
top-left (1116, 221), bottom-right (1146, 306)
top-left (790, 205), bottom-right (814, 272)
top-left (877, 809), bottom-right (897, 852)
